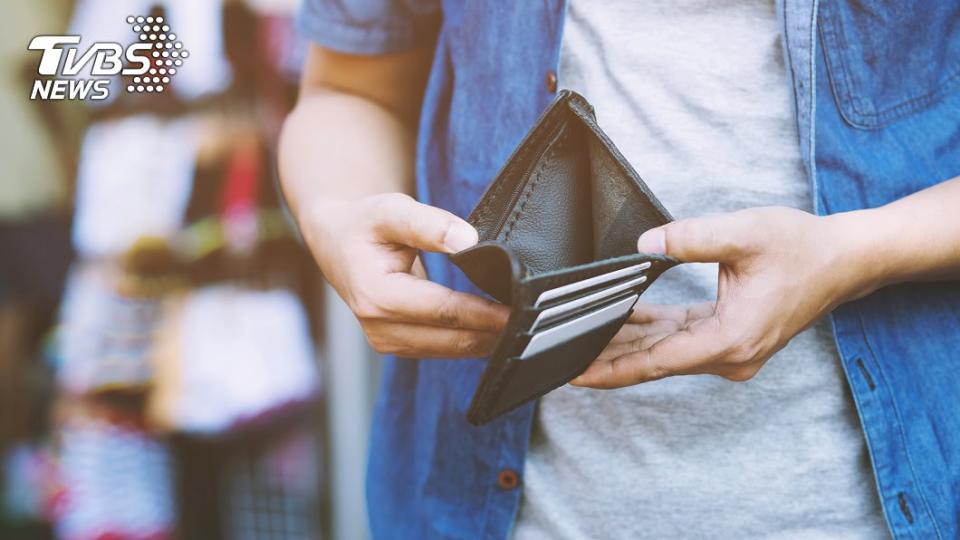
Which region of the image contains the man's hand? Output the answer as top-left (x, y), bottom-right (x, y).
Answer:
top-left (279, 45), bottom-right (507, 358)
top-left (303, 192), bottom-right (509, 358)
top-left (572, 206), bottom-right (878, 387)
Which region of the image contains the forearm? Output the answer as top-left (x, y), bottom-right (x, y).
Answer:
top-left (277, 89), bottom-right (415, 218)
top-left (832, 176), bottom-right (960, 298)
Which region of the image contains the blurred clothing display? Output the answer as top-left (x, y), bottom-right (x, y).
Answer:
top-left (149, 285), bottom-right (317, 434)
top-left (4, 0), bottom-right (321, 537)
top-left (69, 0), bottom-right (232, 102)
top-left (1, 7), bottom-right (77, 523)
top-left (55, 262), bottom-right (161, 394)
top-left (72, 116), bottom-right (199, 258)
top-left (54, 415), bottom-right (175, 540)
top-left (2, 447), bottom-right (48, 521)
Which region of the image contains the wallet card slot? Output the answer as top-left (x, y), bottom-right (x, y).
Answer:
top-left (529, 274), bottom-right (647, 332)
top-left (519, 294), bottom-right (639, 360)
top-left (533, 262), bottom-right (650, 308)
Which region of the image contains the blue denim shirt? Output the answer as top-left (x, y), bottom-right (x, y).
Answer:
top-left (298, 1), bottom-right (960, 538)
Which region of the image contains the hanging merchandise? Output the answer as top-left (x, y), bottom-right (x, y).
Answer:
top-left (72, 115), bottom-right (199, 258)
top-left (31, 1), bottom-right (326, 537)
top-left (161, 0), bottom-right (233, 100)
top-left (1, 445), bottom-right (59, 529)
top-left (54, 263), bottom-right (165, 395)
top-left (68, 0), bottom-right (232, 103)
top-left (54, 414), bottom-right (175, 540)
top-left (148, 285), bottom-right (318, 435)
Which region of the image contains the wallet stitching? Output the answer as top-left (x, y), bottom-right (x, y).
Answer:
top-left (472, 109), bottom-right (569, 231)
top-left (471, 102), bottom-right (569, 234)
top-left (500, 155), bottom-right (548, 241)
top-left (500, 132), bottom-right (568, 242)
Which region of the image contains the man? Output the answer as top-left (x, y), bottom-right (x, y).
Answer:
top-left (279, 0), bottom-right (960, 538)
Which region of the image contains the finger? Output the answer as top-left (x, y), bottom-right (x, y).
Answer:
top-left (626, 301), bottom-right (714, 325)
top-left (637, 215), bottom-right (748, 263)
top-left (364, 321), bottom-right (500, 358)
top-left (572, 316), bottom-right (728, 388)
top-left (626, 302), bottom-right (688, 324)
top-left (608, 318), bottom-right (681, 345)
top-left (369, 193), bottom-right (478, 254)
top-left (372, 273), bottom-right (509, 332)
top-left (598, 329), bottom-right (674, 362)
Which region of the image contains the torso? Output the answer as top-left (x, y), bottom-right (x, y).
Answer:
top-left (513, 1), bottom-right (888, 537)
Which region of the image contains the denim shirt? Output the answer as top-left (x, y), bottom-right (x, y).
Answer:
top-left (298, 1), bottom-right (960, 538)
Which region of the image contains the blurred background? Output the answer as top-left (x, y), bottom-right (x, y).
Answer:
top-left (2, 1), bottom-right (378, 538)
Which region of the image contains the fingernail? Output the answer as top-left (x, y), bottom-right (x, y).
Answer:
top-left (443, 221), bottom-right (478, 253)
top-left (637, 228), bottom-right (666, 254)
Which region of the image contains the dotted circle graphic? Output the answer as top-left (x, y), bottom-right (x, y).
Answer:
top-left (127, 14), bottom-right (188, 94)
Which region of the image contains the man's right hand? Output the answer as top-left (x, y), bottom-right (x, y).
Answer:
top-left (279, 45), bottom-right (503, 357)
top-left (302, 192), bottom-right (509, 358)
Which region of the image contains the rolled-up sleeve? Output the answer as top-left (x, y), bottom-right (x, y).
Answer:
top-left (298, 0), bottom-right (440, 54)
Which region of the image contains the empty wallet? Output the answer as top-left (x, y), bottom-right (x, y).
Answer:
top-left (449, 90), bottom-right (680, 426)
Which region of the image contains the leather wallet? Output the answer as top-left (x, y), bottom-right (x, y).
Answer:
top-left (449, 90), bottom-right (680, 426)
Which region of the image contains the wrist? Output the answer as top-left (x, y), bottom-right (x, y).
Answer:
top-left (299, 197), bottom-right (355, 263)
top-left (821, 208), bottom-right (900, 302)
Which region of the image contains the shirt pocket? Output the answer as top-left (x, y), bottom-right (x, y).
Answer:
top-left (818, 0), bottom-right (960, 129)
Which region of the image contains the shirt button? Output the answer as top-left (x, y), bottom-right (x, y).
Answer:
top-left (545, 70), bottom-right (558, 93)
top-left (496, 469), bottom-right (520, 490)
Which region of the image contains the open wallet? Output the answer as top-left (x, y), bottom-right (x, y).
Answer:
top-left (449, 90), bottom-right (681, 425)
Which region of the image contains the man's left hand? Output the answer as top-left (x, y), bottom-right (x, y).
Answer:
top-left (572, 206), bottom-right (880, 387)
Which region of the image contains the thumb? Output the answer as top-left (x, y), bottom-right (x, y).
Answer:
top-left (372, 194), bottom-right (478, 254)
top-left (637, 215), bottom-right (744, 263)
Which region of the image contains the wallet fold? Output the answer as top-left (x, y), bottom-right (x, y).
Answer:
top-left (449, 91), bottom-right (679, 425)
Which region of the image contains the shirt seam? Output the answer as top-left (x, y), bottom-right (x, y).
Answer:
top-left (809, 0), bottom-right (821, 215)
top-left (828, 312), bottom-right (899, 539)
top-left (855, 310), bottom-right (944, 540)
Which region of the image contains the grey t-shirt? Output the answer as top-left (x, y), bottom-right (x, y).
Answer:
top-left (512, 1), bottom-right (889, 538)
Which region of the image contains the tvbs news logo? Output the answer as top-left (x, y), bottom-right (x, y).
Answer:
top-left (28, 15), bottom-right (189, 101)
